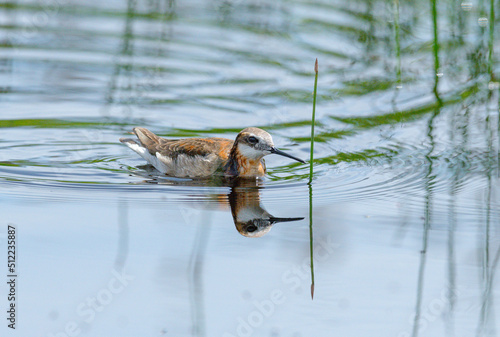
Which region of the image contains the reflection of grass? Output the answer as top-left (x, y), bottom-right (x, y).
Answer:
top-left (331, 83), bottom-right (479, 129)
top-left (292, 130), bottom-right (354, 142)
top-left (0, 0), bottom-right (495, 198)
top-left (340, 77), bottom-right (398, 95)
top-left (393, 0), bottom-right (401, 85)
top-left (0, 3), bottom-right (175, 21)
top-left (267, 148), bottom-right (393, 181)
top-left (0, 160), bottom-right (49, 167)
top-left (314, 149), bottom-right (388, 165)
top-left (309, 183), bottom-right (314, 299)
top-left (0, 118), bottom-right (128, 129)
top-left (308, 59), bottom-right (318, 299)
top-left (161, 120), bottom-right (325, 137)
top-left (257, 89), bottom-right (333, 102)
top-left (301, 18), bottom-right (368, 37)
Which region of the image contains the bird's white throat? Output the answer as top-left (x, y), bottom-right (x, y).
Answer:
top-left (237, 143), bottom-right (267, 160)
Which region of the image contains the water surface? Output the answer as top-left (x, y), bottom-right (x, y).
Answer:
top-left (0, 0), bottom-right (499, 336)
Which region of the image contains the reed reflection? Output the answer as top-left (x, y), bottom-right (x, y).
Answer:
top-left (411, 2), bottom-right (441, 336)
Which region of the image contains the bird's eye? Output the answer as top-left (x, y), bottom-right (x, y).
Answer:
top-left (248, 136), bottom-right (258, 144)
top-left (246, 225), bottom-right (257, 232)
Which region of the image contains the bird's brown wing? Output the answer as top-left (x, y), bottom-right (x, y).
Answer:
top-left (157, 137), bottom-right (234, 161)
top-left (133, 127), bottom-right (233, 160)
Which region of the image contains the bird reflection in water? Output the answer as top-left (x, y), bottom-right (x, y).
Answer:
top-left (132, 168), bottom-right (304, 237)
top-left (229, 178), bottom-right (303, 237)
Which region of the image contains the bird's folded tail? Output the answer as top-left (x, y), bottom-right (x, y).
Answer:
top-left (119, 137), bottom-right (137, 145)
top-left (130, 127), bottom-right (162, 154)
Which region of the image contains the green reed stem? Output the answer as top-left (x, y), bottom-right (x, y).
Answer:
top-left (309, 59), bottom-right (319, 185)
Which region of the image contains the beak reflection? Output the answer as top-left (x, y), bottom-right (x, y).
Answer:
top-left (229, 178), bottom-right (304, 237)
top-left (138, 175), bottom-right (304, 238)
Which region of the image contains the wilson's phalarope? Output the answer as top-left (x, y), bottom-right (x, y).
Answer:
top-left (120, 127), bottom-right (305, 178)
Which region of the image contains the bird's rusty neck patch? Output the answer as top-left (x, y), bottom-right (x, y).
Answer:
top-left (224, 145), bottom-right (266, 177)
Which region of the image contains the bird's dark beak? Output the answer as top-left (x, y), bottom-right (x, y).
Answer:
top-left (270, 216), bottom-right (304, 224)
top-left (270, 147), bottom-right (306, 164)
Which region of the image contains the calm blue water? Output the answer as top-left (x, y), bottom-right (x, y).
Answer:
top-left (0, 0), bottom-right (499, 336)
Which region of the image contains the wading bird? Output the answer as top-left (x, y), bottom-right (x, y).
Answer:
top-left (120, 127), bottom-right (305, 178)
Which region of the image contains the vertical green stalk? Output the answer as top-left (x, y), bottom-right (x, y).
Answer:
top-left (309, 59), bottom-right (319, 184)
top-left (308, 59), bottom-right (318, 299)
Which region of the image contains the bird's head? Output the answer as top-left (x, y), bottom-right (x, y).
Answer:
top-left (234, 127), bottom-right (305, 163)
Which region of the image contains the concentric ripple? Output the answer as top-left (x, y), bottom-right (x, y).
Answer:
top-left (0, 0), bottom-right (499, 221)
